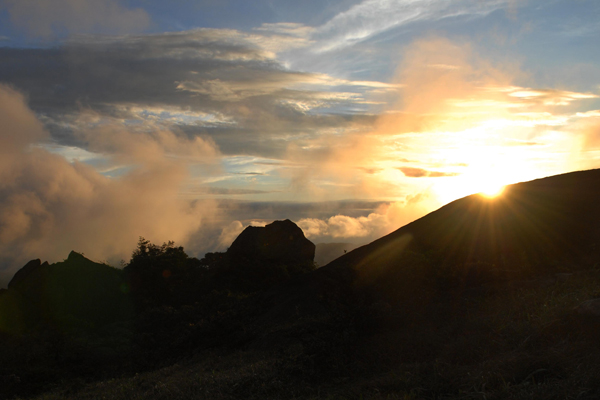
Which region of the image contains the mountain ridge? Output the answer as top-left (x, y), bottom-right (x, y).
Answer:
top-left (323, 169), bottom-right (600, 289)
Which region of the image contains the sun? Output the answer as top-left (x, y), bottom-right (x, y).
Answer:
top-left (434, 172), bottom-right (507, 203)
top-left (479, 182), bottom-right (505, 198)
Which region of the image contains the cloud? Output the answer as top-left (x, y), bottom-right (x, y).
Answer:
top-left (318, 214), bottom-right (387, 237)
top-left (2, 0), bottom-right (150, 38)
top-left (576, 110), bottom-right (600, 118)
top-left (0, 29), bottom-right (379, 158)
top-left (504, 87), bottom-right (598, 106)
top-left (79, 118), bottom-right (219, 165)
top-left (280, 35), bottom-right (597, 210)
top-left (277, 38), bottom-right (486, 199)
top-left (254, 22), bottom-right (314, 39)
top-left (175, 72), bottom-right (314, 102)
top-left (297, 192), bottom-right (432, 242)
top-left (0, 86), bottom-right (46, 153)
top-left (399, 167), bottom-right (459, 178)
top-left (250, 23), bottom-right (315, 54)
top-left (215, 219), bottom-right (267, 250)
top-left (0, 85), bottom-right (221, 287)
top-left (312, 0), bottom-right (508, 52)
top-left (572, 108), bottom-right (600, 155)
top-left (187, 187), bottom-right (274, 196)
top-left (0, 28), bottom-right (392, 213)
top-left (217, 221), bottom-right (244, 250)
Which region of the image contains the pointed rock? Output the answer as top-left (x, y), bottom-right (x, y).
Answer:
top-left (67, 251), bottom-right (87, 262)
top-left (8, 259), bottom-right (46, 289)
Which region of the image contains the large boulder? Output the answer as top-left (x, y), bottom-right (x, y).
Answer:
top-left (227, 219), bottom-right (315, 265)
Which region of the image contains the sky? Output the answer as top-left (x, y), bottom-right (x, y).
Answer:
top-left (0, 0), bottom-right (599, 285)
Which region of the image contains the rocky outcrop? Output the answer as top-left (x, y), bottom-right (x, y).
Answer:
top-left (7, 259), bottom-right (49, 289)
top-left (228, 219), bottom-right (315, 264)
top-left (1, 252), bottom-right (133, 333)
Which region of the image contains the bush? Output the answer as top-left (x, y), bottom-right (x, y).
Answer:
top-left (124, 238), bottom-right (205, 308)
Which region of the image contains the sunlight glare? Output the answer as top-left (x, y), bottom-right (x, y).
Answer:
top-left (430, 138), bottom-right (544, 204)
top-left (480, 182), bottom-right (505, 198)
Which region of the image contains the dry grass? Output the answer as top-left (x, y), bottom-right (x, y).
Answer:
top-left (18, 268), bottom-right (600, 400)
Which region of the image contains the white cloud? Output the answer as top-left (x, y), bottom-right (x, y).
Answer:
top-left (216, 219), bottom-right (270, 250)
top-left (576, 110), bottom-right (600, 118)
top-left (218, 221), bottom-right (244, 249)
top-left (297, 194), bottom-right (431, 242)
top-left (507, 88), bottom-right (598, 106)
top-left (312, 0), bottom-right (507, 52)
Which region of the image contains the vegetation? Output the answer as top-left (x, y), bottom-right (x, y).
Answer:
top-left (2, 237), bottom-right (600, 399)
top-left (0, 236), bottom-right (321, 399)
top-left (2, 253), bottom-right (600, 399)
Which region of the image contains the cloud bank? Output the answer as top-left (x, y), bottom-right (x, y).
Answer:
top-left (0, 85), bottom-right (219, 287)
top-left (284, 36), bottom-right (599, 241)
top-left (0, 30), bottom-right (380, 158)
top-left (297, 193), bottom-right (430, 242)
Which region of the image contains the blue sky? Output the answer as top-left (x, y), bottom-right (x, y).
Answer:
top-left (0, 0), bottom-right (599, 282)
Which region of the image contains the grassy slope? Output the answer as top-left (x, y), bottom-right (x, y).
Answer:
top-left (23, 267), bottom-right (600, 400)
top-left (342, 171), bottom-right (600, 270)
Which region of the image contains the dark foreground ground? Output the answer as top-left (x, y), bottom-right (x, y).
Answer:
top-left (4, 263), bottom-right (600, 400)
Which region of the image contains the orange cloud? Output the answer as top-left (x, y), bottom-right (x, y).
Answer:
top-left (398, 167), bottom-right (459, 178)
top-left (283, 35), bottom-right (598, 240)
top-left (283, 37), bottom-right (505, 200)
top-left (0, 85), bottom-right (220, 286)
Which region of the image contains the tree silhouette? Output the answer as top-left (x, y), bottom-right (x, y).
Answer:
top-left (124, 237), bottom-right (203, 308)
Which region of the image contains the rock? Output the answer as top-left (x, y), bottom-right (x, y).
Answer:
top-left (7, 259), bottom-right (48, 289)
top-left (68, 250), bottom-right (90, 262)
top-left (1, 251), bottom-right (133, 333)
top-left (228, 219), bottom-right (315, 264)
top-left (575, 298), bottom-right (600, 317)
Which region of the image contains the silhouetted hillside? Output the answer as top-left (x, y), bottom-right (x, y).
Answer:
top-left (0, 251), bottom-right (132, 335)
top-left (324, 169), bottom-right (600, 302)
